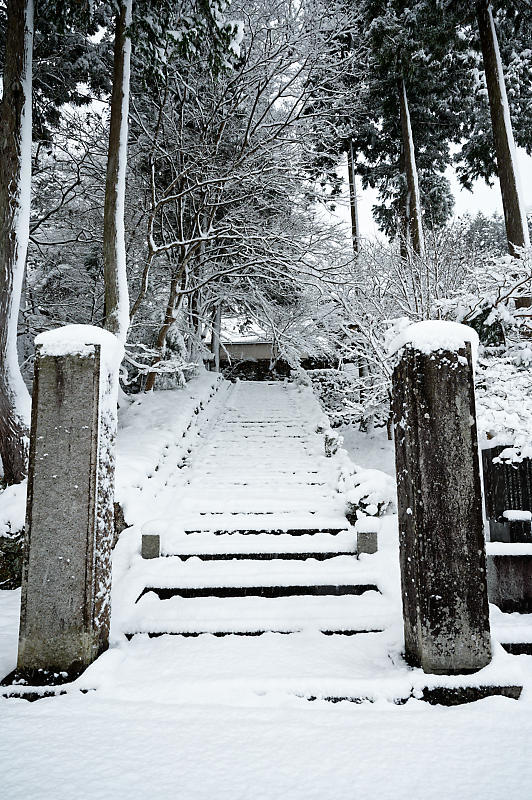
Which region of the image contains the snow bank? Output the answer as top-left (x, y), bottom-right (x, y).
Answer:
top-left (388, 320), bottom-right (479, 361)
top-left (0, 480), bottom-right (26, 539)
top-left (115, 372), bottom-right (226, 528)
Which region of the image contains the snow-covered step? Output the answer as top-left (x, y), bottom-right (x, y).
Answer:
top-left (195, 479), bottom-right (328, 488)
top-left (491, 607), bottom-right (532, 655)
top-left (158, 530), bottom-right (357, 557)
top-left (182, 499), bottom-right (337, 514)
top-left (220, 422), bottom-right (305, 428)
top-left (183, 487), bottom-right (333, 498)
top-left (83, 632), bottom-right (521, 706)
top-left (181, 513), bottom-right (349, 532)
top-left (123, 592), bottom-right (393, 635)
top-left (200, 470), bottom-right (323, 477)
top-left (134, 555), bottom-right (378, 599)
top-left (200, 456), bottom-right (319, 464)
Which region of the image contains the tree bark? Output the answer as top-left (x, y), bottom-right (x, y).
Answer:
top-left (346, 140), bottom-right (360, 256)
top-left (103, 0), bottom-right (132, 342)
top-left (0, 0), bottom-right (33, 485)
top-left (477, 1), bottom-right (530, 260)
top-left (211, 303), bottom-right (222, 372)
top-left (398, 77), bottom-right (424, 258)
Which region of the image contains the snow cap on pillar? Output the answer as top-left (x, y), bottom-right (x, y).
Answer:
top-left (388, 320), bottom-right (479, 362)
top-left (35, 324), bottom-right (124, 371)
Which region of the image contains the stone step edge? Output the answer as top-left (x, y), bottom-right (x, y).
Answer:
top-left (139, 584), bottom-right (380, 600)
top-left (500, 641), bottom-right (532, 655)
top-left (182, 528), bottom-right (349, 536)
top-left (124, 626), bottom-right (385, 638)
top-left (159, 552), bottom-right (357, 561)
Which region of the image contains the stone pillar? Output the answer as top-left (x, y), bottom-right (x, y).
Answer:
top-left (391, 321), bottom-right (491, 674)
top-left (16, 326), bottom-right (122, 680)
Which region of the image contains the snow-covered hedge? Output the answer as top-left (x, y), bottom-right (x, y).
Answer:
top-left (338, 465), bottom-right (397, 520)
top-left (475, 345), bottom-right (532, 458)
top-left (306, 369), bottom-right (362, 428)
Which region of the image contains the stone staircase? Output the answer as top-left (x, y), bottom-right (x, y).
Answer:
top-left (96, 381), bottom-right (522, 706)
top-left (117, 381), bottom-right (393, 644)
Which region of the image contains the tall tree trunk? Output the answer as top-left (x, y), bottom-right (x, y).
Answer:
top-left (398, 77), bottom-right (424, 258)
top-left (0, 0), bottom-right (33, 485)
top-left (346, 140), bottom-right (360, 255)
top-left (211, 303), bottom-right (222, 372)
top-left (476, 1), bottom-right (531, 311)
top-left (103, 0), bottom-right (132, 342)
top-left (477, 1), bottom-right (530, 258)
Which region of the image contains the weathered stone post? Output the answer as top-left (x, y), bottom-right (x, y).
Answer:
top-left (16, 325), bottom-right (123, 681)
top-left (391, 321), bottom-right (491, 674)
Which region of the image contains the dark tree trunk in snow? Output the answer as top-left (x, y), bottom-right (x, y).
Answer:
top-left (346, 141), bottom-right (360, 255)
top-left (103, 0), bottom-right (132, 342)
top-left (211, 303), bottom-right (222, 372)
top-left (476, 1), bottom-right (530, 269)
top-left (0, 0), bottom-right (33, 485)
top-left (398, 78), bottom-right (424, 258)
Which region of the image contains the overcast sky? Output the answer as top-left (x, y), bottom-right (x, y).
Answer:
top-left (341, 148), bottom-right (532, 242)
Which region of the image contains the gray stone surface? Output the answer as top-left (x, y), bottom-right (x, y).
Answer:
top-left (141, 533), bottom-right (160, 559)
top-left (17, 345), bottom-right (115, 677)
top-left (487, 554), bottom-right (532, 613)
top-left (392, 343), bottom-right (491, 675)
top-left (357, 531), bottom-right (378, 555)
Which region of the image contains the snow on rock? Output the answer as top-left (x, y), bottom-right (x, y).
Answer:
top-left (388, 320), bottom-right (479, 361)
top-left (355, 516), bottom-right (381, 534)
top-left (502, 510), bottom-right (532, 522)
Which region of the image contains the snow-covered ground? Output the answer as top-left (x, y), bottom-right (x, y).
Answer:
top-left (2, 378), bottom-right (532, 799)
top-left (1, 642), bottom-right (531, 799)
top-left (338, 424), bottom-right (396, 474)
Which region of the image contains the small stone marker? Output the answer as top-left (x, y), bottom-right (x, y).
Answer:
top-left (391, 321), bottom-right (491, 675)
top-left (141, 533), bottom-right (161, 559)
top-left (355, 517), bottom-right (379, 555)
top-left (16, 325), bottom-right (122, 680)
